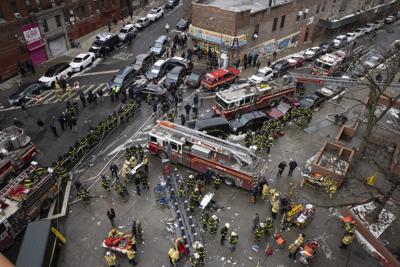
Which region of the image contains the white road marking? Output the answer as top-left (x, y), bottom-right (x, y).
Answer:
top-left (76, 69), bottom-right (119, 77)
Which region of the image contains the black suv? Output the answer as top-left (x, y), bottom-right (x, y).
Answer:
top-left (108, 66), bottom-right (137, 91)
top-left (164, 66), bottom-right (185, 88)
top-left (195, 117), bottom-right (232, 139)
top-left (229, 111), bottom-right (268, 135)
top-left (166, 0), bottom-right (180, 9)
top-left (132, 53), bottom-right (155, 74)
top-left (166, 57), bottom-right (193, 74)
top-left (271, 59), bottom-right (290, 77)
top-left (319, 41), bottom-right (334, 54)
top-left (89, 32), bottom-right (120, 57)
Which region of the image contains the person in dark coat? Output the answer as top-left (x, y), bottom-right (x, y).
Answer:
top-left (180, 114), bottom-right (186, 125)
top-left (253, 54), bottom-right (259, 67)
top-left (277, 161), bottom-right (287, 177)
top-left (243, 54), bottom-right (248, 69)
top-left (26, 59), bottom-right (35, 74)
top-left (288, 160), bottom-right (298, 176)
top-left (79, 92), bottom-right (86, 107)
top-left (247, 53), bottom-right (253, 66)
top-left (58, 113), bottom-right (66, 131)
top-left (17, 61), bottom-right (25, 77)
top-left (235, 59), bottom-right (240, 69)
top-left (184, 103), bottom-right (191, 116)
top-left (37, 119), bottom-right (44, 131)
top-left (107, 208), bottom-right (116, 226)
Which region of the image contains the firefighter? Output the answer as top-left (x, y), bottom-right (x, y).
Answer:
top-left (101, 175), bottom-right (111, 192)
top-left (213, 172), bottom-right (222, 190)
top-left (186, 174), bottom-right (196, 192)
top-left (228, 231), bottom-right (238, 252)
top-left (191, 187), bottom-right (202, 205)
top-left (108, 228), bottom-right (123, 238)
top-left (340, 232), bottom-right (355, 249)
top-left (190, 253), bottom-right (203, 267)
top-left (188, 196), bottom-right (196, 213)
top-left (271, 192), bottom-right (281, 219)
top-left (288, 233), bottom-right (305, 260)
top-left (208, 214), bottom-right (219, 234)
top-left (254, 222), bottom-right (265, 241)
top-left (193, 241), bottom-right (206, 262)
top-left (282, 112), bottom-right (291, 125)
top-left (143, 154), bottom-right (149, 172)
top-left (244, 130), bottom-right (253, 147)
top-left (344, 221), bottom-right (356, 235)
top-left (265, 135), bottom-right (274, 154)
top-left (264, 217), bottom-right (273, 235)
top-left (178, 182), bottom-right (185, 198)
top-left (140, 171), bottom-right (149, 190)
top-left (126, 245), bottom-right (137, 265)
top-left (137, 145), bottom-right (144, 161)
top-left (261, 182), bottom-right (270, 200)
top-left (168, 247), bottom-right (179, 265)
top-left (78, 187), bottom-right (90, 203)
top-left (220, 223), bottom-right (230, 245)
top-left (201, 212), bottom-right (209, 231)
top-left (35, 166), bottom-right (46, 177)
top-left (104, 251), bottom-right (117, 267)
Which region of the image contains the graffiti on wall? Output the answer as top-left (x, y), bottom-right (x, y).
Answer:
top-left (188, 25), bottom-right (247, 48)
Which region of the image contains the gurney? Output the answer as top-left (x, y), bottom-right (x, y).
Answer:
top-left (199, 192), bottom-right (214, 209)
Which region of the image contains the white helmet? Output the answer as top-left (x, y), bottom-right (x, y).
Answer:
top-left (306, 204), bottom-right (313, 210)
top-left (225, 223), bottom-right (230, 228)
top-left (212, 214), bottom-right (217, 220)
top-left (194, 253), bottom-right (200, 259)
top-left (106, 251), bottom-right (111, 256)
top-left (260, 222), bottom-right (265, 228)
top-left (189, 175), bottom-right (194, 179)
top-left (231, 231), bottom-right (237, 236)
top-left (193, 241), bottom-right (200, 249)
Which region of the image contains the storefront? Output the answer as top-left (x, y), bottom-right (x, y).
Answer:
top-left (48, 35), bottom-right (68, 57)
top-left (21, 23), bottom-right (48, 66)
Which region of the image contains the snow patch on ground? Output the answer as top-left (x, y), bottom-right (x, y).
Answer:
top-left (351, 201), bottom-right (396, 238)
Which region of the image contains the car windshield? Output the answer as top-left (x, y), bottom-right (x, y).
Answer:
top-left (44, 68), bottom-right (56, 77)
top-left (167, 72), bottom-right (179, 79)
top-left (151, 65), bottom-right (161, 73)
top-left (150, 10), bottom-right (157, 14)
top-left (73, 57), bottom-right (83, 63)
top-left (203, 74), bottom-right (215, 84)
top-left (310, 48), bottom-right (318, 52)
top-left (215, 95), bottom-right (230, 109)
top-left (321, 43), bottom-right (330, 48)
top-left (255, 71), bottom-right (266, 77)
top-left (120, 29), bottom-right (128, 33)
top-left (154, 41), bottom-right (163, 48)
top-left (92, 40), bottom-right (103, 47)
top-left (274, 63), bottom-right (283, 69)
top-left (113, 76), bottom-right (124, 86)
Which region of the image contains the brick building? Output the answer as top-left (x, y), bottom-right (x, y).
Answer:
top-left (189, 0), bottom-right (399, 67)
top-left (0, 0), bottom-right (120, 81)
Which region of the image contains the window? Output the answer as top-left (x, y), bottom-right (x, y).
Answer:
top-left (303, 10), bottom-right (308, 19)
top-left (170, 142), bottom-right (178, 151)
top-left (254, 23), bottom-right (259, 35)
top-left (42, 19), bottom-right (48, 32)
top-left (55, 15), bottom-right (61, 27)
top-left (244, 96), bottom-right (252, 104)
top-left (280, 15), bottom-right (285, 28)
top-left (316, 3), bottom-right (321, 14)
top-left (296, 11), bottom-right (302, 21)
top-left (10, 1), bottom-right (18, 13)
top-left (322, 2), bottom-right (326, 12)
top-left (272, 18), bottom-right (278, 32)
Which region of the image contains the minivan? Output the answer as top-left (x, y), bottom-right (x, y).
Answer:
top-left (89, 32), bottom-right (120, 57)
top-left (108, 66), bottom-right (137, 92)
top-left (151, 35), bottom-right (168, 57)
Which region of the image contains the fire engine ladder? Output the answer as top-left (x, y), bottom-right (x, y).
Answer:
top-left (162, 122), bottom-right (256, 166)
top-left (286, 73), bottom-right (400, 90)
top-left (0, 164), bottom-right (37, 200)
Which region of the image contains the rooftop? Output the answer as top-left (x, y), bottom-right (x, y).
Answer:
top-left (199, 0), bottom-right (291, 13)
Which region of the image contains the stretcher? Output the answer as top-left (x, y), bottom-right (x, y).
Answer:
top-left (199, 192), bottom-right (214, 209)
top-left (102, 236), bottom-right (132, 254)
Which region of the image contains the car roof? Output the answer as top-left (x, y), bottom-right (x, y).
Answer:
top-left (240, 110), bottom-right (267, 120)
top-left (75, 53), bottom-right (89, 58)
top-left (122, 24), bottom-right (135, 29)
top-left (139, 17), bottom-right (147, 20)
top-left (154, 59), bottom-right (165, 66)
top-left (136, 53), bottom-right (150, 59)
top-left (49, 63), bottom-right (68, 70)
top-left (156, 35), bottom-right (167, 41)
top-left (258, 67), bottom-right (272, 73)
top-left (117, 66), bottom-right (135, 76)
top-left (195, 117), bottom-right (230, 129)
top-left (170, 66), bottom-right (184, 73)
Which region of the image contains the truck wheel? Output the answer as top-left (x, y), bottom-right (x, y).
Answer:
top-left (223, 177), bottom-right (235, 186)
top-left (160, 151), bottom-right (168, 159)
top-left (40, 198), bottom-right (52, 212)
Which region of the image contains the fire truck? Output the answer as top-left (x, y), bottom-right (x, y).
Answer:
top-left (0, 126), bottom-right (37, 184)
top-left (148, 121), bottom-right (265, 190)
top-left (312, 53), bottom-right (343, 76)
top-left (0, 162), bottom-right (60, 251)
top-left (212, 81), bottom-right (296, 119)
top-left (201, 68), bottom-right (241, 91)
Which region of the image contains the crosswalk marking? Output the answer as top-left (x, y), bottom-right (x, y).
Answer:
top-left (112, 51), bottom-right (134, 61)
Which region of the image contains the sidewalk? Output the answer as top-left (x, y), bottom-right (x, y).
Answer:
top-left (0, 0), bottom-right (165, 92)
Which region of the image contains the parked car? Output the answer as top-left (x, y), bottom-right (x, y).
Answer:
top-left (374, 20), bottom-right (384, 29)
top-left (287, 55), bottom-right (305, 68)
top-left (151, 35), bottom-right (168, 57)
top-left (353, 28), bottom-right (367, 38)
top-left (135, 17), bottom-right (151, 30)
top-left (201, 68), bottom-right (240, 90)
top-left (345, 32), bottom-right (357, 42)
top-left (176, 18), bottom-right (190, 31)
top-left (39, 63), bottom-right (72, 87)
top-left (364, 23), bottom-right (377, 33)
top-left (333, 35), bottom-right (348, 48)
top-left (229, 111), bottom-right (268, 135)
top-left (118, 24), bottom-right (137, 42)
top-left (146, 59), bottom-right (168, 80)
top-left (271, 59), bottom-right (290, 77)
top-left (195, 117), bottom-right (232, 138)
top-left (186, 69), bottom-right (206, 88)
top-left (299, 94), bottom-right (325, 108)
top-left (108, 66), bottom-right (137, 92)
top-left (384, 16), bottom-right (396, 24)
top-left (69, 52), bottom-right (95, 72)
top-left (316, 84), bottom-right (342, 97)
top-left (266, 102), bottom-right (292, 120)
top-left (319, 41), bottom-right (335, 53)
top-left (248, 67), bottom-right (273, 84)
top-left (163, 66), bottom-right (185, 88)
top-left (303, 47), bottom-right (323, 60)
top-left (141, 83), bottom-right (167, 96)
top-left (166, 0), bottom-right (180, 9)
top-left (89, 32), bottom-right (120, 57)
top-left (8, 82), bottom-right (46, 105)
top-left (166, 57), bottom-right (193, 74)
top-left (147, 7), bottom-right (164, 21)
top-left (132, 53), bottom-right (155, 74)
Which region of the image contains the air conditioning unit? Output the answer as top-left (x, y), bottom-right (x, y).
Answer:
top-left (14, 13), bottom-right (21, 19)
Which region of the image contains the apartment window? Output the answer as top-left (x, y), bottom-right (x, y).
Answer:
top-left (303, 9), bottom-right (308, 19)
top-left (296, 12), bottom-right (301, 21)
top-left (55, 15), bottom-right (61, 27)
top-left (322, 2), bottom-right (326, 12)
top-left (316, 3), bottom-right (321, 14)
top-left (10, 1), bottom-right (18, 13)
top-left (254, 24), bottom-right (259, 35)
top-left (42, 19), bottom-right (48, 32)
top-left (0, 9), bottom-right (5, 23)
top-left (272, 18), bottom-right (278, 32)
top-left (280, 15), bottom-right (285, 28)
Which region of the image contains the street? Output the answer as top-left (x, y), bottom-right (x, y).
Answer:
top-left (1, 2), bottom-right (400, 267)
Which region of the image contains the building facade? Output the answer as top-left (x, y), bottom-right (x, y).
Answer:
top-left (189, 0), bottom-right (399, 66)
top-left (0, 0), bottom-right (120, 81)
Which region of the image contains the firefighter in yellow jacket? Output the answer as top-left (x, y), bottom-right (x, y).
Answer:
top-left (288, 233), bottom-right (305, 260)
top-left (340, 232), bottom-right (355, 249)
top-left (104, 251), bottom-right (117, 267)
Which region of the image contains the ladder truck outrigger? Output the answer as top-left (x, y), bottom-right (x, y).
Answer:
top-left (148, 121), bottom-right (266, 190)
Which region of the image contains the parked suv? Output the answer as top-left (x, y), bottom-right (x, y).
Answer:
top-left (164, 66), bottom-right (185, 88)
top-left (118, 24), bottom-right (137, 42)
top-left (271, 59), bottom-right (290, 77)
top-left (146, 59), bottom-right (168, 80)
top-left (132, 53), bottom-right (155, 74)
top-left (201, 68), bottom-right (240, 90)
top-left (108, 66), bottom-right (137, 91)
top-left (151, 35), bottom-right (168, 57)
top-left (135, 17), bottom-right (151, 30)
top-left (195, 117), bottom-right (232, 138)
top-left (89, 32), bottom-right (119, 57)
top-left (166, 56), bottom-right (193, 74)
top-left (147, 7), bottom-right (164, 21)
top-left (229, 111), bottom-right (268, 135)
top-left (166, 0), bottom-right (180, 9)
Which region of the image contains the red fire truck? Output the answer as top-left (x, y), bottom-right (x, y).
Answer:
top-left (212, 82), bottom-right (295, 119)
top-left (312, 53), bottom-right (343, 76)
top-left (0, 126), bottom-right (37, 184)
top-left (148, 121), bottom-right (265, 190)
top-left (201, 68), bottom-right (240, 91)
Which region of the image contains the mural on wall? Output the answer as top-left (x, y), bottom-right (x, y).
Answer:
top-left (188, 25), bottom-right (247, 48)
top-left (277, 31), bottom-right (300, 51)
